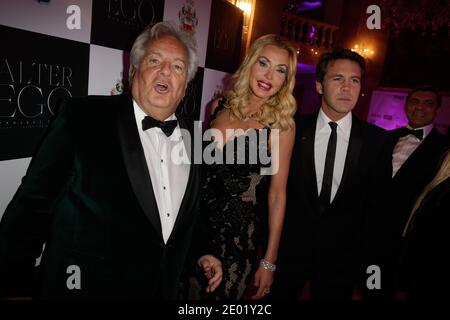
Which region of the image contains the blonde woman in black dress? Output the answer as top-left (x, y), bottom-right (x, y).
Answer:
top-left (192, 34), bottom-right (297, 300)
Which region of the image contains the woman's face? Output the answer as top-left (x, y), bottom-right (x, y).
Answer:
top-left (249, 44), bottom-right (290, 102)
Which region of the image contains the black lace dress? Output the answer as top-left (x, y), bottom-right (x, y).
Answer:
top-left (190, 99), bottom-right (271, 300)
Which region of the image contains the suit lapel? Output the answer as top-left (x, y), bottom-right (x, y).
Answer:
top-left (301, 114), bottom-right (320, 205)
top-left (394, 128), bottom-right (440, 179)
top-left (116, 95), bottom-right (163, 240)
top-left (332, 115), bottom-right (363, 204)
top-left (167, 118), bottom-right (199, 243)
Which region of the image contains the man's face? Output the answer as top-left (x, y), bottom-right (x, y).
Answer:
top-left (405, 91), bottom-right (438, 129)
top-left (131, 35), bottom-right (188, 119)
top-left (316, 59), bottom-right (362, 121)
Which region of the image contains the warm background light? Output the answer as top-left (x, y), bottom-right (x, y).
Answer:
top-left (228, 0), bottom-right (256, 53)
top-left (351, 43), bottom-right (375, 58)
top-left (236, 0), bottom-right (252, 16)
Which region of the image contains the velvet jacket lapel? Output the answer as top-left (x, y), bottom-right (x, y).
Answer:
top-left (115, 95), bottom-right (199, 243)
top-left (116, 95), bottom-right (163, 241)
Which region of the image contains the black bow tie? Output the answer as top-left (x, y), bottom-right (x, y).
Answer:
top-left (399, 127), bottom-right (423, 140)
top-left (142, 116), bottom-right (178, 137)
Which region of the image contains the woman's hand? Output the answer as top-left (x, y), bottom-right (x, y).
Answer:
top-left (250, 264), bottom-right (274, 299)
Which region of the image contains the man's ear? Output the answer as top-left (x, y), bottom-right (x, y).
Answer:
top-left (316, 81), bottom-right (323, 94)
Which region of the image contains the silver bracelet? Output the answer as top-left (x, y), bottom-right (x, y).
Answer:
top-left (260, 259), bottom-right (276, 272)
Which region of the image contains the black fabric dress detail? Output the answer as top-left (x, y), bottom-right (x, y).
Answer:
top-left (191, 99), bottom-right (271, 300)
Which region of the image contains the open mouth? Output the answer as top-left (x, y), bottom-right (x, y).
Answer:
top-left (154, 82), bottom-right (169, 93)
top-left (257, 80), bottom-right (272, 91)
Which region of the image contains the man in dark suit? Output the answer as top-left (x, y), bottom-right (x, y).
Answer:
top-left (271, 49), bottom-right (392, 299)
top-left (390, 86), bottom-right (447, 236)
top-left (389, 86), bottom-right (447, 292)
top-left (0, 22), bottom-right (222, 299)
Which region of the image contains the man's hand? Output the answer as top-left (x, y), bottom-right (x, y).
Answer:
top-left (197, 254), bottom-right (222, 293)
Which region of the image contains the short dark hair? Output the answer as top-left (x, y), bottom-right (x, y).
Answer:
top-left (406, 85), bottom-right (441, 108)
top-left (316, 48), bottom-right (366, 83)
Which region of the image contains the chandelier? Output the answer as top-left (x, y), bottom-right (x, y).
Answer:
top-left (380, 0), bottom-right (450, 36)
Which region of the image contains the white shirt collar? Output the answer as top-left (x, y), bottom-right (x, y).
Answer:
top-left (132, 99), bottom-right (180, 139)
top-left (406, 123), bottom-right (433, 139)
top-left (132, 99), bottom-right (177, 124)
top-left (317, 108), bottom-right (352, 136)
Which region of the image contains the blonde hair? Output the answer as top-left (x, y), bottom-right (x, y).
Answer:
top-left (224, 34), bottom-right (297, 131)
top-left (403, 149), bottom-right (450, 236)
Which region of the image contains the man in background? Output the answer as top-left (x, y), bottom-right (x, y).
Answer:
top-left (388, 86), bottom-right (447, 294)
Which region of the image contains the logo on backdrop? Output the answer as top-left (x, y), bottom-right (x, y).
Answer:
top-left (0, 58), bottom-right (72, 120)
top-left (90, 0), bottom-right (165, 51)
top-left (179, 0), bottom-right (198, 35)
top-left (205, 0), bottom-right (243, 73)
top-left (110, 78), bottom-right (125, 96)
top-left (0, 26), bottom-right (89, 161)
top-left (177, 67), bottom-right (204, 120)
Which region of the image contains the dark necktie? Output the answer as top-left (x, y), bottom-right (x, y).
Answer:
top-left (142, 115), bottom-right (178, 137)
top-left (399, 127), bottom-right (423, 140)
top-left (319, 121), bottom-right (337, 212)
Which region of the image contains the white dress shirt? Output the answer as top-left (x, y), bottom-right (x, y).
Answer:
top-left (314, 109), bottom-right (352, 202)
top-left (133, 101), bottom-right (190, 243)
top-left (392, 124), bottom-right (433, 177)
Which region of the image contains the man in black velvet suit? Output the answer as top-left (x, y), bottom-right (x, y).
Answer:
top-left (0, 22), bottom-right (222, 299)
top-left (389, 86), bottom-right (448, 292)
top-left (271, 49), bottom-right (392, 299)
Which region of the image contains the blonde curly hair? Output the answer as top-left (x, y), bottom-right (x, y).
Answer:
top-left (224, 34), bottom-right (297, 131)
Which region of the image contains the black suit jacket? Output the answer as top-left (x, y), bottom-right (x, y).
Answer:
top-left (274, 112), bottom-right (393, 298)
top-left (390, 127), bottom-right (447, 239)
top-left (401, 176), bottom-right (450, 298)
top-left (0, 94), bottom-right (203, 299)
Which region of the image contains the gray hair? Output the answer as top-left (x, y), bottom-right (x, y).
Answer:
top-left (129, 21), bottom-right (199, 83)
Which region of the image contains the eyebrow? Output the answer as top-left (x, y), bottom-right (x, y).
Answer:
top-left (258, 55), bottom-right (288, 68)
top-left (147, 50), bottom-right (187, 64)
top-left (146, 51), bottom-right (162, 59)
top-left (328, 73), bottom-right (361, 79)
